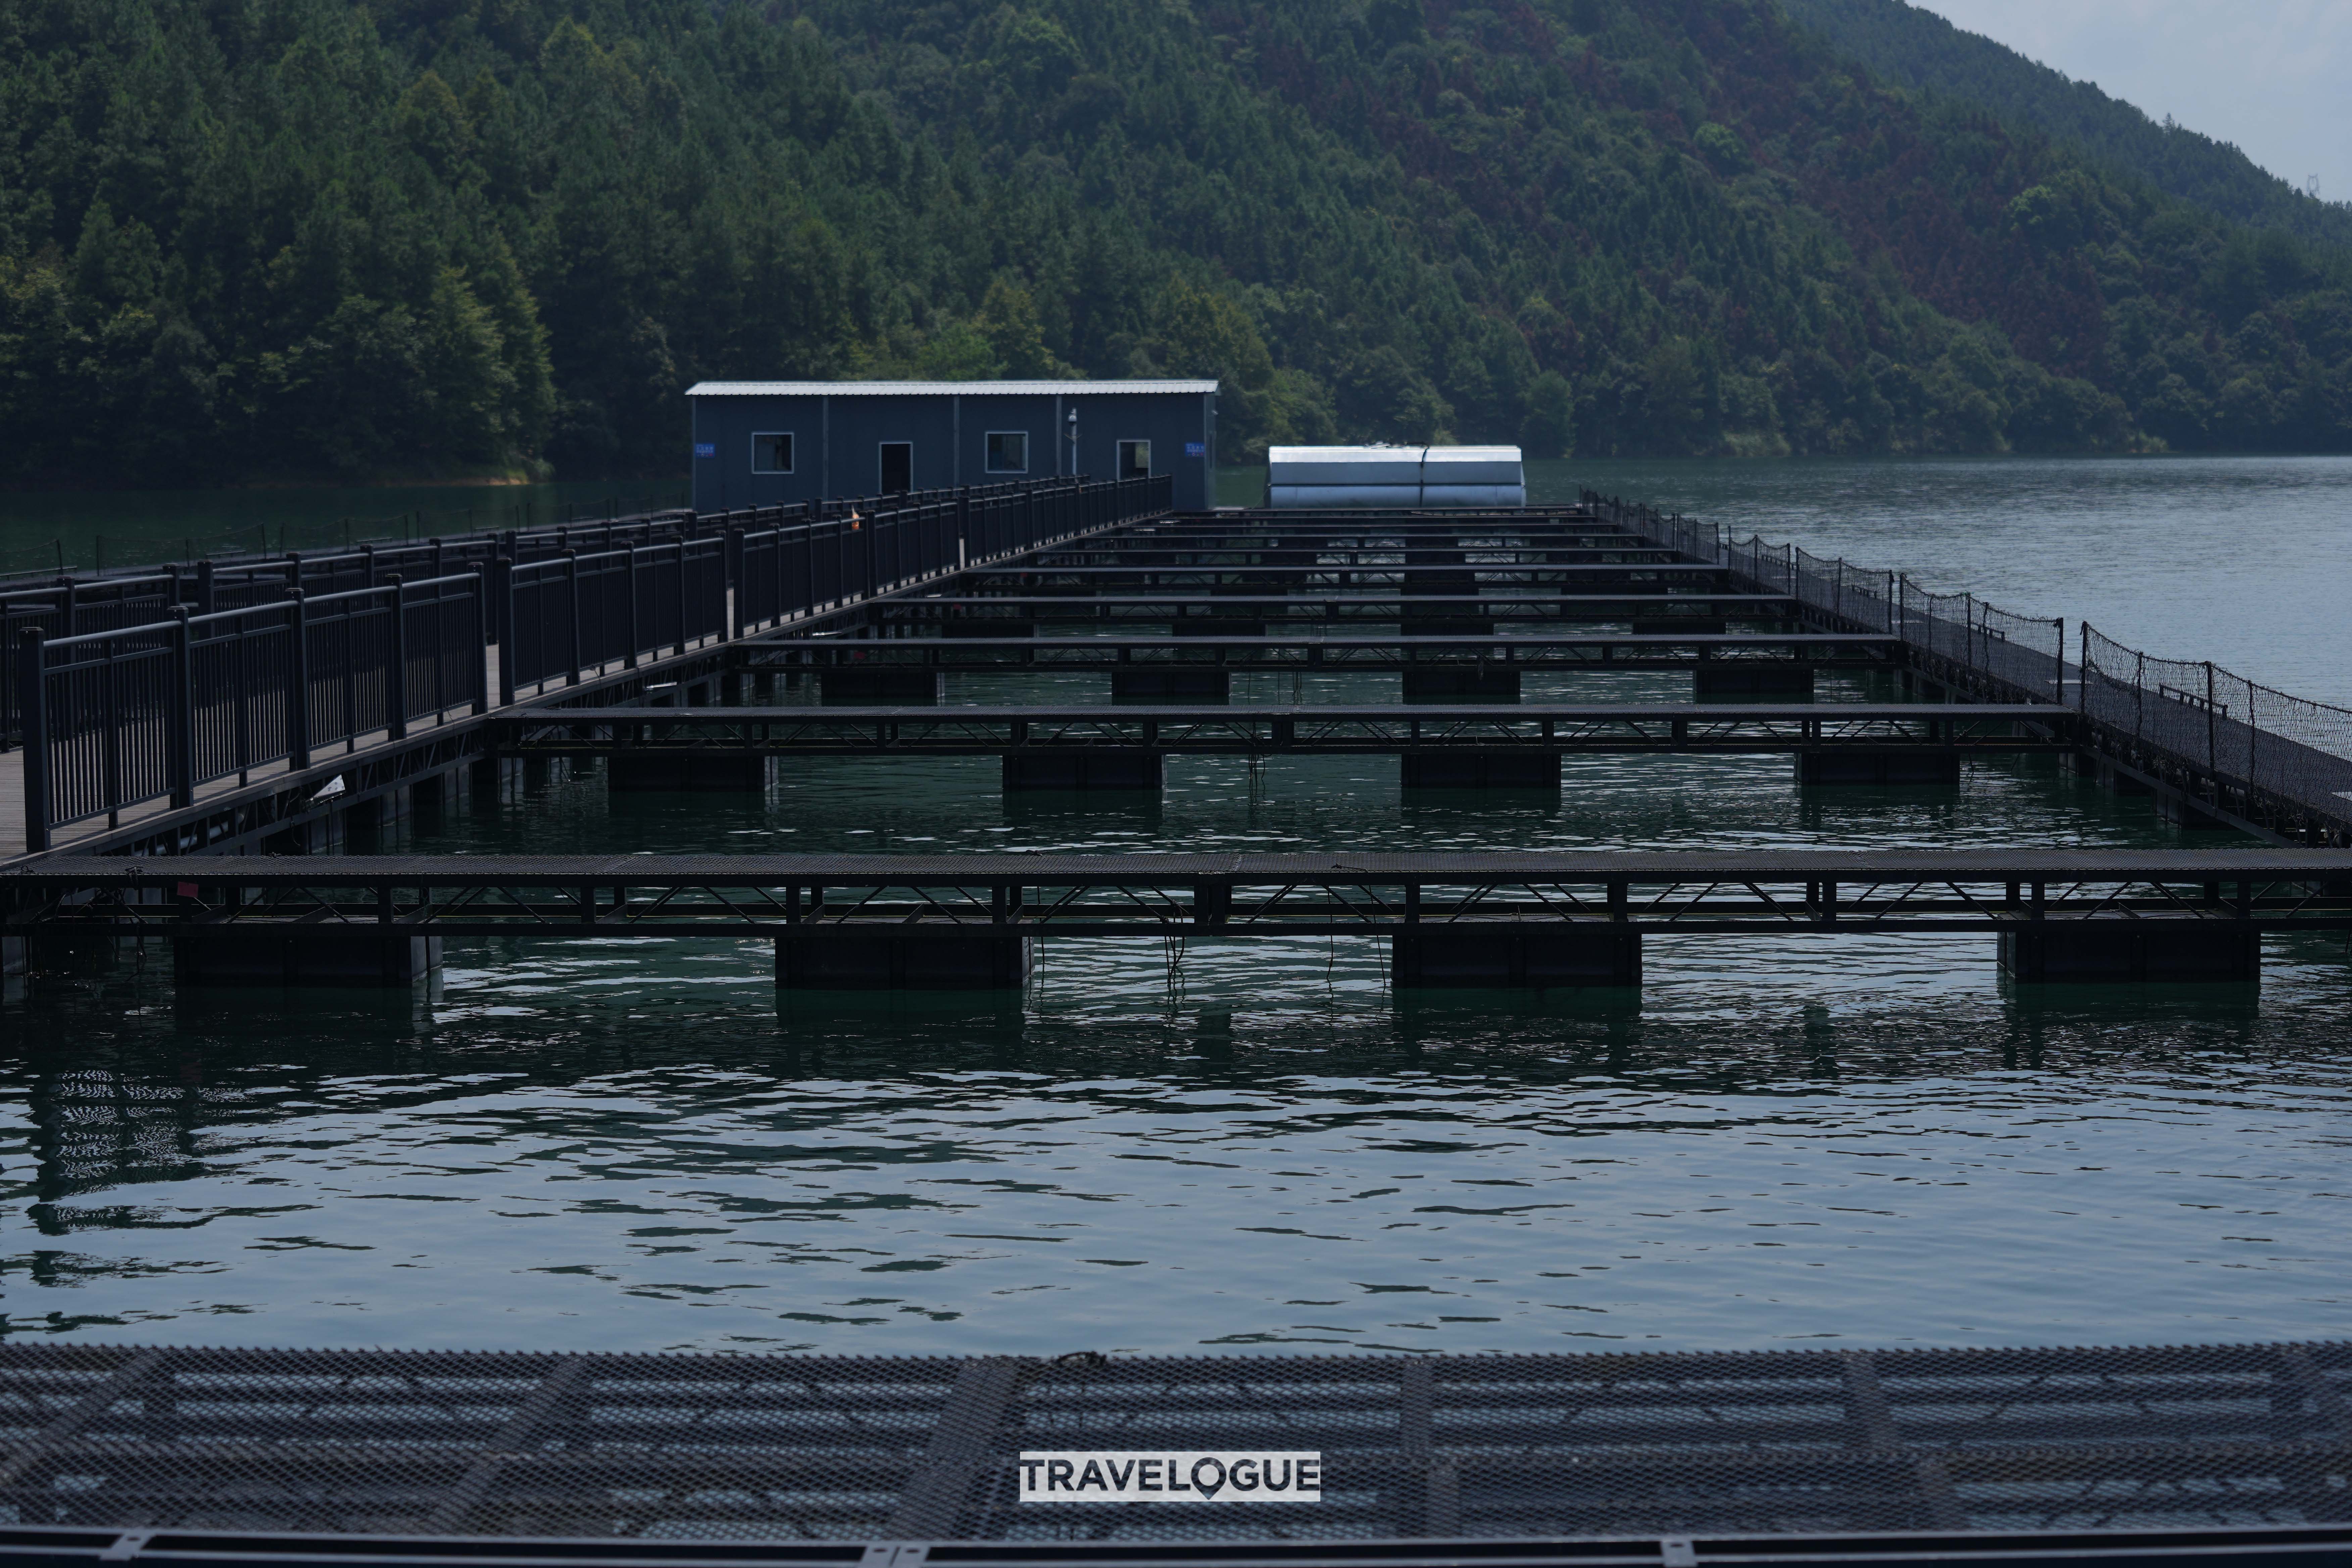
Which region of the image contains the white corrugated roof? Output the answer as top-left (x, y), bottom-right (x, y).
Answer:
top-left (686, 380), bottom-right (1217, 397)
top-left (1268, 445), bottom-right (1522, 463)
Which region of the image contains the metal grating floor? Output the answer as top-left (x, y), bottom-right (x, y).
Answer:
top-left (1, 1340), bottom-right (2348, 1546)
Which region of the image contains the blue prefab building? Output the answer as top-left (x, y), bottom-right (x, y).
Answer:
top-left (685, 380), bottom-right (1219, 513)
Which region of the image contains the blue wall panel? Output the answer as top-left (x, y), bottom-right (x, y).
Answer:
top-left (691, 388), bottom-right (1214, 512)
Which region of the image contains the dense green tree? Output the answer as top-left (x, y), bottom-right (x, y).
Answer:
top-left (1779, 0), bottom-right (2352, 249)
top-left (1, 0), bottom-right (2349, 485)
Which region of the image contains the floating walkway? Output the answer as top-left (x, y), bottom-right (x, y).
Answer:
top-left (9, 490), bottom-right (2352, 984)
top-left (0, 1337), bottom-right (2345, 1555)
top-left (495, 703), bottom-right (2056, 793)
top-left (10, 849), bottom-right (2344, 987)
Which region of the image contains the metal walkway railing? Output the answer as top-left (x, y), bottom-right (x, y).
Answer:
top-left (1590, 490), bottom-right (2352, 843)
top-left (9, 475), bottom-right (1173, 850)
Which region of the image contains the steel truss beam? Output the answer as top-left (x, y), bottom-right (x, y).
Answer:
top-left (11, 850), bottom-right (2349, 939)
top-left (491, 703), bottom-right (2063, 758)
top-left (739, 633), bottom-right (1896, 671)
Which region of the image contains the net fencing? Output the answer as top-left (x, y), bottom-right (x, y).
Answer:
top-left (1582, 489), bottom-right (2352, 830)
top-left (2081, 624), bottom-right (2352, 824)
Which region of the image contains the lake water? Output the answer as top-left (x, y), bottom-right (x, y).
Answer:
top-left (6, 454), bottom-right (2352, 1356)
top-left (0, 479), bottom-right (690, 578)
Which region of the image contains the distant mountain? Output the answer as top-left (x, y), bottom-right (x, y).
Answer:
top-left (2, 0), bottom-right (2349, 484)
top-left (1777, 0), bottom-right (2352, 250)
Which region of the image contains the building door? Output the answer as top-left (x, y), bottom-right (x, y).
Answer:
top-left (1117, 440), bottom-right (1151, 479)
top-left (880, 442), bottom-right (913, 494)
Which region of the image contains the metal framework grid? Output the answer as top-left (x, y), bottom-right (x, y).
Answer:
top-left (11, 850), bottom-right (2352, 939)
top-left (492, 706), bottom-right (2058, 761)
top-left (735, 634), bottom-right (1898, 675)
top-left (0, 1339), bottom-right (2346, 1546)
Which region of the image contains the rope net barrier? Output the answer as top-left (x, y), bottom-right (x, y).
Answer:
top-left (1586, 489), bottom-right (2352, 831)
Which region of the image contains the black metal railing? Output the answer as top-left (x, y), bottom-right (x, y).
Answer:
top-left (1, 478), bottom-right (1047, 598)
top-left (499, 539), bottom-right (729, 700)
top-left (18, 574), bottom-right (488, 849)
top-left (1, 474), bottom-right (1173, 751)
top-left (12, 474), bottom-right (1173, 849)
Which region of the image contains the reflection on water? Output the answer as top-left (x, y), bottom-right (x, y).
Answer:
top-left (0, 479), bottom-right (690, 575)
top-left (5, 952), bottom-right (2348, 1355)
top-left (6, 749), bottom-right (2350, 1355)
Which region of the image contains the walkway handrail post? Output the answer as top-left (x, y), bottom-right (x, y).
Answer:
top-left (386, 575), bottom-right (409, 741)
top-left (624, 547), bottom-right (641, 670)
top-left (494, 558), bottom-right (517, 708)
top-left (19, 626), bottom-right (47, 854)
top-left (471, 573), bottom-right (490, 717)
top-left (564, 552), bottom-right (582, 688)
top-left (726, 528), bottom-right (744, 641)
top-left (672, 541), bottom-right (688, 657)
top-left (169, 607), bottom-right (195, 809)
top-left (494, 532), bottom-right (518, 641)
top-left (2206, 661), bottom-right (2218, 776)
top-left (196, 558), bottom-right (216, 616)
top-left (285, 589), bottom-right (311, 773)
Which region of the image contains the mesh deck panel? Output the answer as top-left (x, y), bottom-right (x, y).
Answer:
top-left (0, 1341), bottom-right (2346, 1545)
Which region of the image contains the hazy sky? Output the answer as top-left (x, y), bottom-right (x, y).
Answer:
top-left (1909, 0), bottom-right (2352, 204)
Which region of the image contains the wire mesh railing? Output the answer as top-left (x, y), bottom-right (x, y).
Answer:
top-left (1584, 487), bottom-right (2352, 833)
top-left (1588, 490), bottom-right (2066, 704)
top-left (2080, 625), bottom-right (2352, 826)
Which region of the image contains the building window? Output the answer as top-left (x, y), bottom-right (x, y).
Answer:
top-left (1117, 439), bottom-right (1152, 479)
top-left (879, 441), bottom-right (913, 494)
top-left (751, 433), bottom-right (794, 473)
top-left (984, 431), bottom-right (1028, 473)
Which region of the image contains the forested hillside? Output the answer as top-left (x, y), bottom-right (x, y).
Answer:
top-left (3, 0), bottom-right (2350, 485)
top-left (1778, 0), bottom-right (2352, 251)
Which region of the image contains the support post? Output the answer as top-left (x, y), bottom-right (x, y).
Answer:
top-left (2206, 661), bottom-right (2218, 774)
top-left (624, 547), bottom-right (641, 669)
top-left (19, 627), bottom-right (48, 854)
top-left (285, 590), bottom-right (311, 773)
top-left (471, 573), bottom-right (491, 716)
top-left (385, 576), bottom-right (409, 741)
top-left (564, 552), bottom-right (582, 687)
top-left (727, 528), bottom-right (744, 641)
top-left (168, 609), bottom-right (195, 808)
top-left (495, 559), bottom-right (517, 708)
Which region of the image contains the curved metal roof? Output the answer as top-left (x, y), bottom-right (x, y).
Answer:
top-left (685, 379), bottom-right (1217, 396)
